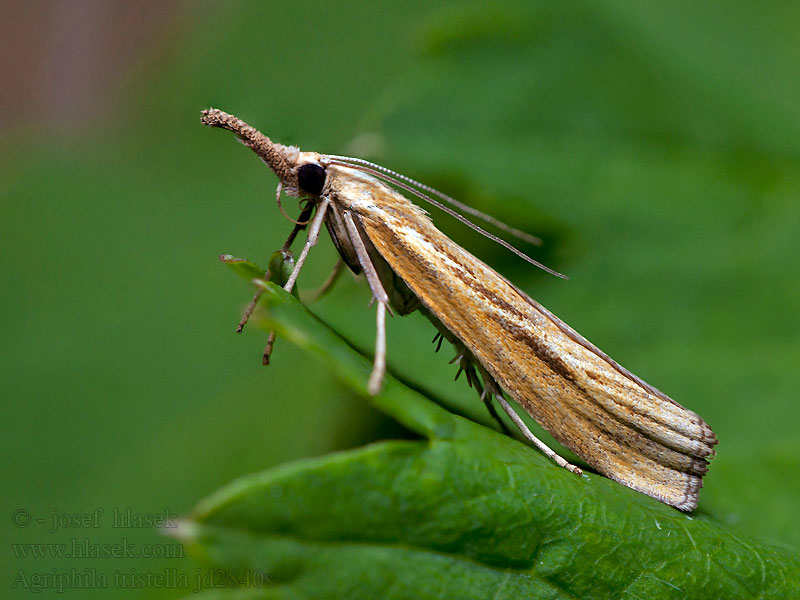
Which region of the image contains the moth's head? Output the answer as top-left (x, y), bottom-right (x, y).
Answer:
top-left (295, 153), bottom-right (328, 198)
top-left (251, 148), bottom-right (328, 200)
top-left (201, 108), bottom-right (332, 199)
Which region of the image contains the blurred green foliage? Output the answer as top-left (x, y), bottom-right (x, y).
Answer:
top-left (2, 1), bottom-right (799, 598)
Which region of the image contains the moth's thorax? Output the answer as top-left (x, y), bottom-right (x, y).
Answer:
top-left (297, 151), bottom-right (323, 167)
top-left (326, 164), bottom-right (431, 225)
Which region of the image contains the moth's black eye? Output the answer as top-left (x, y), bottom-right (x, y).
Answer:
top-left (297, 163), bottom-right (326, 195)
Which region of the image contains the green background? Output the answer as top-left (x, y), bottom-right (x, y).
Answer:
top-left (2, 1), bottom-right (798, 598)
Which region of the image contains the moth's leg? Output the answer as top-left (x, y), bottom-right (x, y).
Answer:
top-left (305, 258), bottom-right (345, 303)
top-left (453, 353), bottom-right (511, 435)
top-left (237, 285), bottom-right (267, 333)
top-left (342, 211), bottom-right (390, 395)
top-left (368, 301), bottom-right (387, 395)
top-left (468, 366), bottom-right (512, 436)
top-left (251, 197), bottom-right (328, 366)
top-left (237, 192), bottom-right (314, 334)
top-left (261, 331), bottom-right (277, 366)
top-left (432, 331), bottom-right (445, 353)
top-left (341, 212), bottom-right (389, 306)
top-left (482, 392), bottom-right (512, 436)
top-left (283, 197), bottom-right (331, 293)
top-left (424, 314), bottom-right (510, 434)
top-left (477, 364), bottom-right (583, 475)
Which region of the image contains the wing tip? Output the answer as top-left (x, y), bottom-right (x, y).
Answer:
top-left (675, 474), bottom-right (704, 512)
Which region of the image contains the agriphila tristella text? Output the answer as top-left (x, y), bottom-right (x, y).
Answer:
top-left (201, 108), bottom-right (717, 511)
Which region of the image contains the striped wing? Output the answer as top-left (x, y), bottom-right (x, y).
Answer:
top-left (336, 168), bottom-right (717, 510)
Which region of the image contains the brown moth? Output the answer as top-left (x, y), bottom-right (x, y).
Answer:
top-left (201, 108), bottom-right (717, 511)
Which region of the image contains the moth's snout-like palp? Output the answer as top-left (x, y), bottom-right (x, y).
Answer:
top-left (201, 108), bottom-right (302, 195)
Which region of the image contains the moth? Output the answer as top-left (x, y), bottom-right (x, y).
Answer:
top-left (201, 108), bottom-right (717, 511)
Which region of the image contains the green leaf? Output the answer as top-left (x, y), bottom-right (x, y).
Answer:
top-left (221, 251), bottom-right (298, 298)
top-left (267, 252), bottom-right (296, 292)
top-left (220, 254), bottom-right (267, 282)
top-left (174, 285), bottom-right (800, 599)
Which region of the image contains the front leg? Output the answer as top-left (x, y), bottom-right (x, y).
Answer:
top-left (342, 211), bottom-right (391, 395)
